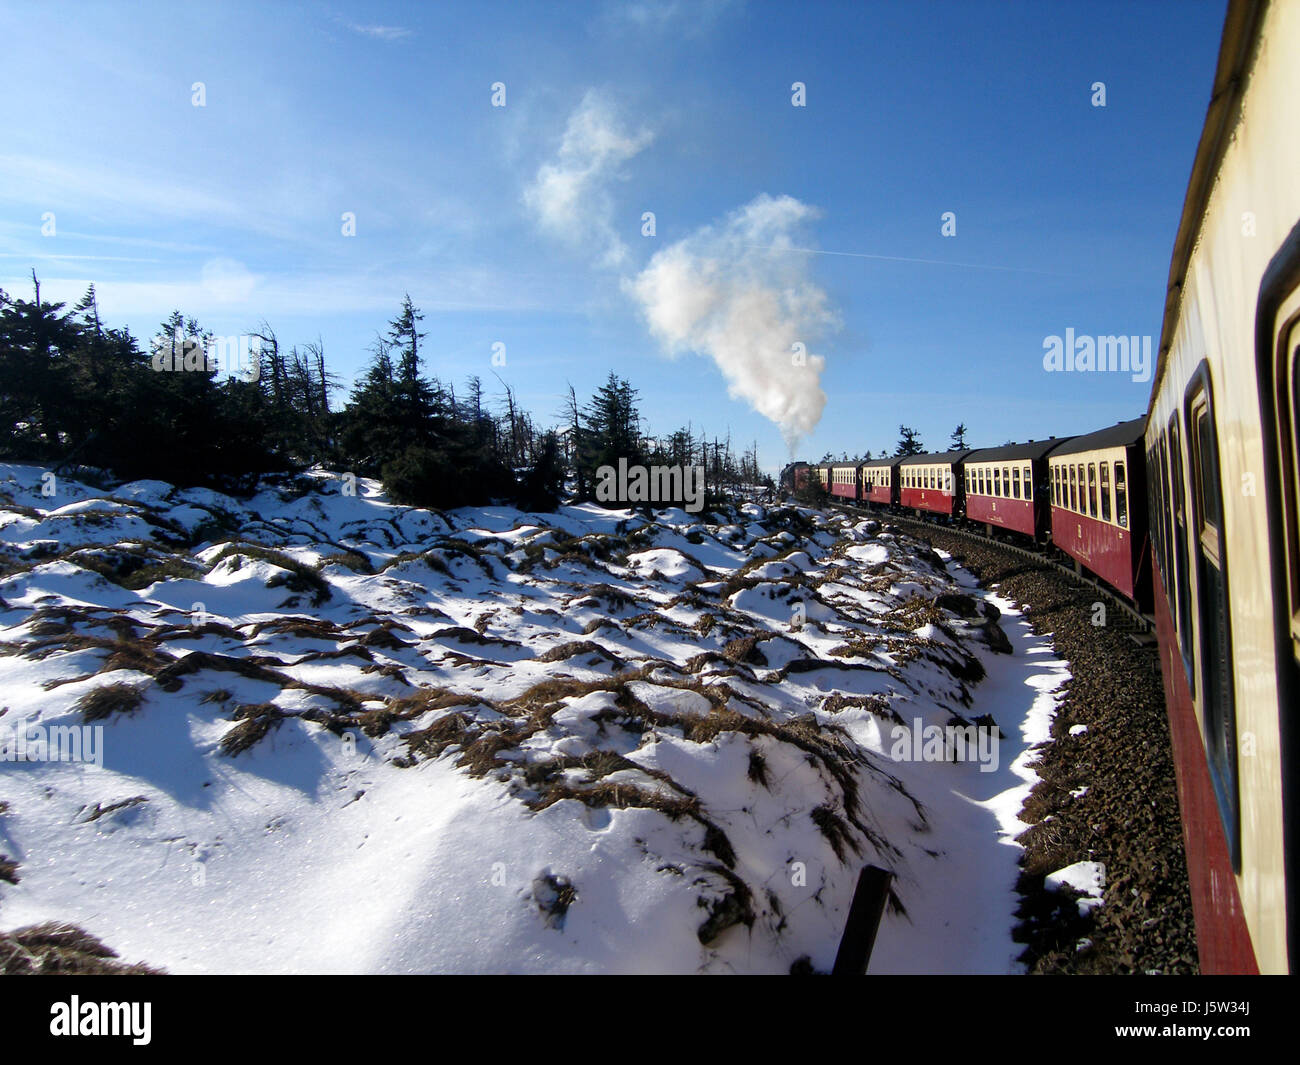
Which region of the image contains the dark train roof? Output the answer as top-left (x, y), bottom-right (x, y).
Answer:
top-left (898, 449), bottom-right (972, 466)
top-left (965, 438), bottom-right (1075, 463)
top-left (1047, 417), bottom-right (1147, 458)
top-left (827, 461), bottom-right (860, 470)
top-left (861, 455), bottom-right (906, 468)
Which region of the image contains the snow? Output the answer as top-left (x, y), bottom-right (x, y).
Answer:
top-left (0, 463), bottom-right (1073, 973)
top-left (1046, 861), bottom-right (1106, 915)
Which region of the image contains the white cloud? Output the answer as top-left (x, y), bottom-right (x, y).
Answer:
top-left (601, 0), bottom-right (739, 37)
top-left (338, 20), bottom-right (412, 41)
top-left (6, 263), bottom-right (570, 325)
top-left (199, 258), bottom-right (258, 304)
top-left (623, 194), bottom-right (838, 448)
top-left (0, 153), bottom-right (245, 225)
top-left (523, 91), bottom-right (653, 268)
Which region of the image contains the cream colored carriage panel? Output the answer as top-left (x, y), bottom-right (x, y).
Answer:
top-left (1145, 0), bottom-right (1300, 974)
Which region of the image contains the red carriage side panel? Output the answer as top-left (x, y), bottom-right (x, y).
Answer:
top-left (966, 494), bottom-right (1034, 536)
top-left (901, 487), bottom-right (955, 515)
top-left (1050, 505), bottom-right (1138, 598)
top-left (1152, 566), bottom-right (1259, 974)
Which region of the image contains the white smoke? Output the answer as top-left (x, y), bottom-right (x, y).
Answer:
top-left (523, 91), bottom-right (653, 269)
top-left (623, 194), bottom-right (836, 448)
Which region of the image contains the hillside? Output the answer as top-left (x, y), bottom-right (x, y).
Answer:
top-left (0, 464), bottom-right (1068, 973)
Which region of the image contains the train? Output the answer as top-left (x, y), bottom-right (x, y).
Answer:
top-left (780, 0), bottom-right (1298, 975)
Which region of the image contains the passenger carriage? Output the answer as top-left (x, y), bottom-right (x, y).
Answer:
top-left (1144, 0), bottom-right (1299, 973)
top-left (814, 463), bottom-right (831, 494)
top-left (963, 439), bottom-right (1067, 540)
top-left (827, 461), bottom-right (861, 502)
top-left (898, 450), bottom-right (970, 517)
top-left (861, 455), bottom-right (903, 506)
top-left (1046, 419), bottom-right (1149, 603)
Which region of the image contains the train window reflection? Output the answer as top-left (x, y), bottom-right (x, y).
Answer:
top-left (1187, 381), bottom-right (1238, 867)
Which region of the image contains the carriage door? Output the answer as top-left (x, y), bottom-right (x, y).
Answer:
top-left (1186, 367), bottom-right (1239, 866)
top-left (1269, 278), bottom-right (1300, 971)
top-left (1276, 291), bottom-right (1300, 668)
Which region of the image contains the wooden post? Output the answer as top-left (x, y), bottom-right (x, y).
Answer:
top-left (831, 864), bottom-right (894, 975)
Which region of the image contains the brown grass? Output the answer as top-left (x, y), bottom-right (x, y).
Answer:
top-left (76, 682), bottom-right (145, 722)
top-left (219, 703), bottom-right (286, 756)
top-left (0, 922), bottom-right (165, 975)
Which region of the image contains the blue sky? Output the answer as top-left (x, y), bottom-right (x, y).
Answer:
top-left (0, 0), bottom-right (1228, 473)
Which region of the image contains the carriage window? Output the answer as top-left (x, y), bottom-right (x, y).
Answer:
top-left (1146, 447), bottom-right (1163, 583)
top-left (1086, 463), bottom-right (1097, 517)
top-left (1067, 465), bottom-right (1076, 510)
top-left (1053, 465), bottom-right (1060, 505)
top-left (1023, 465), bottom-right (1032, 501)
top-left (980, 468), bottom-right (987, 495)
top-left (1168, 421), bottom-right (1194, 691)
top-left (1100, 462), bottom-right (1111, 522)
top-left (1188, 381), bottom-right (1238, 866)
top-left (1012, 467), bottom-right (1021, 499)
top-left (1157, 439), bottom-right (1173, 593)
top-left (1114, 462), bottom-right (1128, 527)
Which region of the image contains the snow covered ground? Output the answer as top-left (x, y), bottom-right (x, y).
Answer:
top-left (0, 464), bottom-right (1069, 974)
